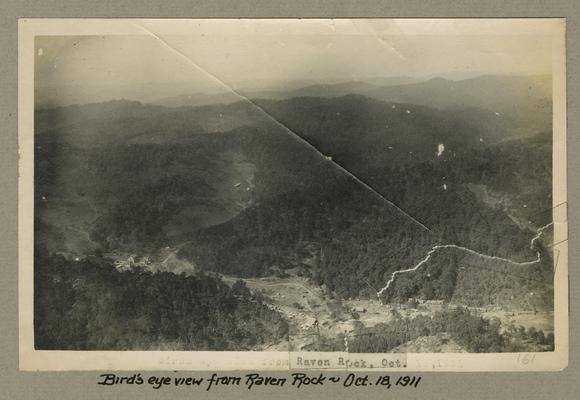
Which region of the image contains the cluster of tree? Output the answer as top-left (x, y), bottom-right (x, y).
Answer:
top-left (450, 252), bottom-right (553, 310)
top-left (333, 130), bottom-right (552, 257)
top-left (35, 96), bottom-right (554, 311)
top-left (51, 123), bottom-right (331, 251)
top-left (253, 95), bottom-right (490, 169)
top-left (90, 174), bottom-right (217, 250)
top-left (179, 175), bottom-right (434, 286)
top-left (34, 246), bottom-right (288, 350)
top-left (318, 308), bottom-right (554, 353)
top-left (176, 131), bottom-right (553, 308)
top-left (380, 247), bottom-right (554, 310)
top-left (379, 250), bottom-right (460, 303)
top-left (502, 323), bottom-right (555, 351)
top-left (312, 132), bottom-right (552, 305)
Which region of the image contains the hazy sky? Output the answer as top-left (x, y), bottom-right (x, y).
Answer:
top-left (35, 19), bottom-right (555, 107)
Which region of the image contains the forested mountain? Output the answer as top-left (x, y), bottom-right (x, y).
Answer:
top-left (35, 78), bottom-right (554, 353)
top-left (35, 99), bottom-right (267, 147)
top-left (153, 75), bottom-right (549, 122)
top-left (152, 76), bottom-right (423, 108)
top-left (362, 75), bottom-right (552, 138)
top-left (151, 75), bottom-right (551, 140)
top-left (153, 83), bottom-right (381, 108)
top-left (153, 91), bottom-right (245, 108)
top-left (36, 93), bottom-right (501, 255)
top-left (178, 130), bottom-right (553, 308)
top-left (363, 75), bottom-right (550, 111)
top-left (34, 246), bottom-right (288, 350)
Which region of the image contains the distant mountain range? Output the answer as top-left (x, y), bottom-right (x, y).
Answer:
top-left (153, 74), bottom-right (550, 111)
top-left (37, 75), bottom-right (551, 149)
top-left (151, 75), bottom-right (551, 139)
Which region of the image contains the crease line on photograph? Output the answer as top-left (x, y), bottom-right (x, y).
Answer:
top-left (132, 21), bottom-right (432, 233)
top-left (349, 20), bottom-right (407, 61)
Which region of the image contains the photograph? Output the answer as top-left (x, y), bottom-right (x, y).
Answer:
top-left (18, 18), bottom-right (568, 371)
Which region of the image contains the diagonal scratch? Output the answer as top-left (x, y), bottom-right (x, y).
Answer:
top-left (132, 22), bottom-right (431, 232)
top-left (349, 20), bottom-right (407, 61)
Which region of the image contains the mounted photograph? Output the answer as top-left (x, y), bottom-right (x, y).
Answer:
top-left (18, 18), bottom-right (567, 371)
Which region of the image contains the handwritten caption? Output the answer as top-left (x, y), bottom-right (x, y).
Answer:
top-left (98, 373), bottom-right (422, 391)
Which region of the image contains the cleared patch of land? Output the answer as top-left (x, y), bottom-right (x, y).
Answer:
top-left (222, 274), bottom-right (554, 351)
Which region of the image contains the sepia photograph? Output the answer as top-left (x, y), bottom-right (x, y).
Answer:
top-left (18, 18), bottom-right (567, 371)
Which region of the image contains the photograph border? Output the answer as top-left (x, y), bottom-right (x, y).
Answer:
top-left (18, 18), bottom-right (569, 372)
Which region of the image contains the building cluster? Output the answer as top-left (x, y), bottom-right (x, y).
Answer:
top-left (114, 255), bottom-right (152, 271)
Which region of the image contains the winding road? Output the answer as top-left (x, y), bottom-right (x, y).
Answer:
top-left (376, 222), bottom-right (554, 301)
